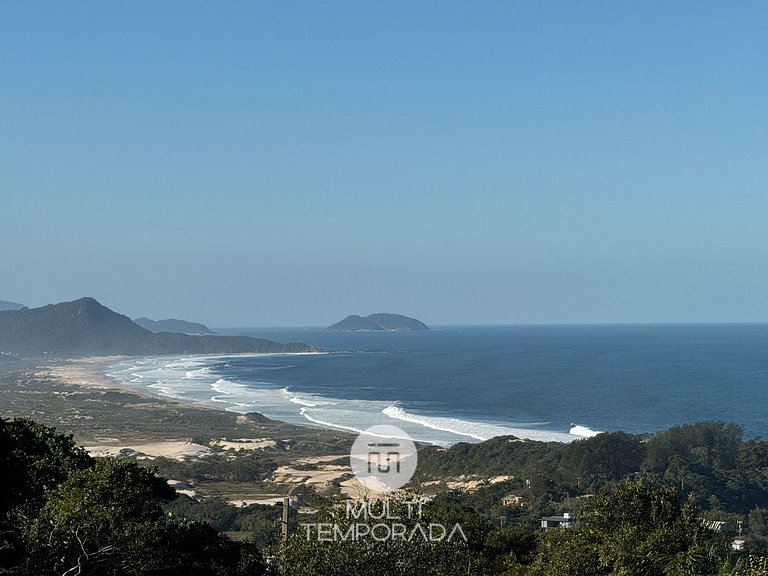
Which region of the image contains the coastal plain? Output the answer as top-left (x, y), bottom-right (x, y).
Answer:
top-left (0, 357), bottom-right (374, 509)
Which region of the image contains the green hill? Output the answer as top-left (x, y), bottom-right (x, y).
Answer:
top-left (134, 317), bottom-right (216, 335)
top-left (0, 297), bottom-right (314, 357)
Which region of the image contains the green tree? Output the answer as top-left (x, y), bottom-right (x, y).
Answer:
top-left (0, 417), bottom-right (93, 515)
top-left (22, 458), bottom-right (174, 574)
top-left (1, 417), bottom-right (93, 569)
top-left (1, 418), bottom-right (264, 576)
top-left (282, 499), bottom-right (492, 576)
top-left (20, 455), bottom-right (264, 575)
top-left (529, 480), bottom-right (729, 576)
top-left (562, 432), bottom-right (645, 489)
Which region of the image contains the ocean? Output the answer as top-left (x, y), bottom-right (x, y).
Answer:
top-left (106, 324), bottom-right (768, 446)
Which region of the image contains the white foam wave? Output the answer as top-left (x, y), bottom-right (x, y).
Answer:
top-left (106, 354), bottom-right (585, 446)
top-left (288, 396), bottom-right (322, 407)
top-left (569, 424), bottom-right (602, 438)
top-left (383, 405), bottom-right (575, 443)
top-left (279, 387), bottom-right (335, 407)
top-left (297, 407), bottom-right (367, 434)
top-left (185, 367), bottom-right (211, 378)
top-left (211, 378), bottom-right (250, 395)
top-left (146, 381), bottom-right (188, 400)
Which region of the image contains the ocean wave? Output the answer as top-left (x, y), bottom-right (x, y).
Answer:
top-left (298, 407), bottom-right (366, 434)
top-left (106, 354), bottom-right (586, 446)
top-left (279, 387), bottom-right (335, 407)
top-left (165, 360), bottom-right (208, 370)
top-left (146, 381), bottom-right (188, 400)
top-left (288, 396), bottom-right (323, 407)
top-left (211, 378), bottom-right (253, 395)
top-left (383, 405), bottom-right (575, 443)
top-left (569, 424), bottom-right (602, 438)
top-left (185, 367), bottom-right (211, 378)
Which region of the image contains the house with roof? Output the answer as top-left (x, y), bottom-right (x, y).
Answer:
top-left (540, 512), bottom-right (574, 530)
top-left (501, 494), bottom-right (525, 507)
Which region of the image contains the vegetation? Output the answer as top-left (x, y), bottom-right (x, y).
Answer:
top-left (0, 297), bottom-right (314, 357)
top-left (0, 417), bottom-right (264, 575)
top-left (416, 421), bottom-right (768, 516)
top-left (528, 481), bottom-right (729, 576)
top-left (132, 317), bottom-right (215, 335)
top-left (279, 483), bottom-right (765, 576)
top-left (0, 365), bottom-right (353, 451)
top-left (6, 417), bottom-right (768, 575)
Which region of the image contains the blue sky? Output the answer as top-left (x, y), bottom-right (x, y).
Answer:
top-left (2, 2), bottom-right (767, 326)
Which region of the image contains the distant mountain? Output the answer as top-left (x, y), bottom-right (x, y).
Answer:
top-left (134, 317), bottom-right (216, 335)
top-left (0, 300), bottom-right (25, 311)
top-left (0, 297), bottom-right (315, 357)
top-left (327, 313), bottom-right (429, 332)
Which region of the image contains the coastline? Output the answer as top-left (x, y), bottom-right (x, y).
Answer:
top-left (38, 355), bottom-right (151, 395)
top-left (101, 353), bottom-right (586, 445)
top-left (2, 356), bottom-right (400, 501)
top-left (2, 355), bottom-right (603, 503)
top-left (33, 354), bottom-right (594, 448)
top-left (2, 355), bottom-right (354, 447)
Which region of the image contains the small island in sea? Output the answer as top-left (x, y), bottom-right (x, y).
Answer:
top-left (327, 313), bottom-right (429, 332)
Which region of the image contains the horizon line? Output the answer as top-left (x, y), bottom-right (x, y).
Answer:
top-left (213, 320), bottom-right (768, 330)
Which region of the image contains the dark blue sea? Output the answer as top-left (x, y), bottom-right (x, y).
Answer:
top-left (107, 325), bottom-right (768, 446)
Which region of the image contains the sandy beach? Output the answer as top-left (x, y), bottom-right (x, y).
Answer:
top-left (1, 355), bottom-right (369, 504)
top-left (38, 355), bottom-right (150, 395)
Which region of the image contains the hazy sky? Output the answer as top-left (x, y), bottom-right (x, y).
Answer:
top-left (2, 2), bottom-right (767, 326)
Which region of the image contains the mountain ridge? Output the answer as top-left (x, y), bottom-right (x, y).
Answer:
top-left (134, 317), bottom-right (216, 335)
top-left (0, 297), bottom-right (314, 357)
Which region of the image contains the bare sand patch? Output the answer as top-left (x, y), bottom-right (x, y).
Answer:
top-left (266, 456), bottom-right (392, 500)
top-left (86, 440), bottom-right (211, 460)
top-left (213, 438), bottom-right (278, 451)
top-left (445, 474), bottom-right (512, 491)
top-left (292, 454), bottom-right (346, 465)
top-left (270, 464), bottom-right (349, 485)
top-left (37, 356), bottom-right (143, 395)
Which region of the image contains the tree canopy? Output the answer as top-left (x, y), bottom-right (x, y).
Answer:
top-left (0, 418), bottom-right (264, 575)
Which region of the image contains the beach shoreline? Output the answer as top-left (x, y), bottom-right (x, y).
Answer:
top-left (1, 354), bottom-right (353, 446)
top-left (36, 353), bottom-right (596, 447)
top-left (99, 353), bottom-right (589, 445)
top-left (2, 357), bottom-right (399, 501)
top-left (37, 355), bottom-right (148, 395)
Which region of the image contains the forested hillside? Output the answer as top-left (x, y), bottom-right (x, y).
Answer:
top-left (4, 418), bottom-right (768, 575)
top-left (0, 297), bottom-right (313, 357)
